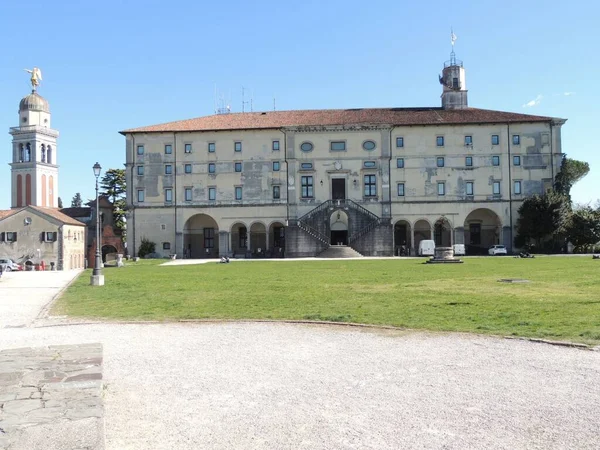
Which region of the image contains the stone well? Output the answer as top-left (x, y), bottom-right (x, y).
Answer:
top-left (425, 246), bottom-right (463, 264)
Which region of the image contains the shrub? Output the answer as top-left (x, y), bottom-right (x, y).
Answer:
top-left (138, 237), bottom-right (156, 258)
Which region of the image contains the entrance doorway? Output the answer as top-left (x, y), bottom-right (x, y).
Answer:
top-left (329, 210), bottom-right (349, 245)
top-left (332, 178), bottom-right (346, 200)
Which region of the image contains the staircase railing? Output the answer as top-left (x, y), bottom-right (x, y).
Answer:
top-left (348, 218), bottom-right (381, 244)
top-left (297, 220), bottom-right (330, 246)
top-left (297, 200), bottom-right (331, 223)
top-left (344, 199), bottom-right (380, 222)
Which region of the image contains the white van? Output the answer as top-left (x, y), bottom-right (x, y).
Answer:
top-left (418, 240), bottom-right (435, 256)
top-left (453, 244), bottom-right (465, 256)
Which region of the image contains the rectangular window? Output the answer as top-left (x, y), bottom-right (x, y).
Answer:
top-left (396, 137), bottom-right (404, 148)
top-left (137, 145), bottom-right (144, 155)
top-left (204, 228), bottom-right (214, 249)
top-left (465, 156), bottom-right (473, 167)
top-left (272, 140), bottom-right (280, 151)
top-left (513, 135), bottom-right (520, 145)
top-left (364, 174), bottom-right (377, 197)
top-left (184, 164), bottom-right (192, 174)
top-left (165, 188), bottom-right (172, 203)
top-left (185, 143), bottom-right (192, 153)
top-left (436, 136), bottom-right (444, 147)
top-left (437, 182), bottom-right (445, 196)
top-left (330, 141), bottom-right (346, 151)
top-left (452, 77), bottom-right (459, 89)
top-left (493, 181), bottom-right (501, 195)
top-left (163, 242), bottom-right (171, 250)
top-left (185, 188), bottom-right (192, 201)
top-left (466, 181), bottom-right (474, 196)
top-left (396, 158), bottom-right (405, 168)
top-left (514, 180), bottom-right (522, 195)
top-left (165, 164), bottom-right (173, 175)
top-left (44, 231), bottom-right (56, 242)
top-left (397, 183), bottom-right (405, 197)
top-left (272, 161), bottom-right (280, 171)
top-left (5, 231), bottom-right (17, 242)
top-left (208, 163), bottom-right (216, 174)
top-left (234, 141), bottom-right (242, 152)
top-left (301, 176), bottom-right (313, 198)
top-left (235, 186), bottom-right (242, 200)
top-left (492, 156), bottom-right (500, 166)
top-left (208, 187), bottom-right (216, 201)
top-left (137, 189), bottom-right (145, 202)
top-left (492, 135), bottom-right (500, 145)
top-left (437, 157), bottom-right (445, 168)
top-left (208, 142), bottom-right (216, 153)
top-left (513, 155), bottom-right (521, 166)
top-left (465, 135), bottom-right (473, 145)
top-left (137, 165), bottom-right (144, 176)
top-left (273, 185), bottom-right (281, 199)
top-left (235, 162), bottom-right (242, 172)
top-left (164, 144), bottom-right (172, 154)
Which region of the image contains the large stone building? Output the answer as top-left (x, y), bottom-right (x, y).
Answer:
top-left (121, 52), bottom-right (566, 258)
top-left (1, 78), bottom-right (86, 270)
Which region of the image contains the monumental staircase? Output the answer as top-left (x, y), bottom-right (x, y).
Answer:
top-left (286, 199), bottom-right (392, 257)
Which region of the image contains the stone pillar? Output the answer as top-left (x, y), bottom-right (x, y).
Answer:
top-left (219, 231), bottom-right (230, 257)
top-left (450, 228), bottom-right (454, 246)
top-left (410, 228), bottom-right (415, 255)
top-left (175, 231), bottom-right (184, 259)
top-left (246, 231), bottom-right (252, 251)
top-left (502, 226), bottom-right (512, 254)
top-left (265, 230), bottom-right (270, 252)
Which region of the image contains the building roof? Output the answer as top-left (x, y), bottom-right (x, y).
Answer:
top-left (60, 207), bottom-right (92, 219)
top-left (0, 206), bottom-right (85, 227)
top-left (19, 91), bottom-right (50, 113)
top-left (120, 107), bottom-right (564, 134)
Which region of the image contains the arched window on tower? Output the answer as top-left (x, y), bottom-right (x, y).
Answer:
top-left (19, 144), bottom-right (24, 162)
top-left (41, 144), bottom-right (46, 163)
top-left (25, 143), bottom-right (31, 162)
top-left (47, 145), bottom-right (53, 164)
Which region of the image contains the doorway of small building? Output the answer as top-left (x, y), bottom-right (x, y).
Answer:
top-left (102, 245), bottom-right (118, 263)
top-left (330, 209), bottom-right (349, 245)
top-left (332, 178), bottom-right (346, 200)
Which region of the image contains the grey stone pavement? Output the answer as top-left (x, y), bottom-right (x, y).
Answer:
top-left (1, 270), bottom-right (600, 449)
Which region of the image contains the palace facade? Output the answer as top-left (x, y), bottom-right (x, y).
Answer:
top-left (121, 54), bottom-right (566, 258)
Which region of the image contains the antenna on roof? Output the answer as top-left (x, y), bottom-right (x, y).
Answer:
top-left (449, 27), bottom-right (458, 66)
top-left (273, 96), bottom-right (276, 111)
top-left (215, 87), bottom-right (231, 115)
top-left (242, 86), bottom-right (254, 113)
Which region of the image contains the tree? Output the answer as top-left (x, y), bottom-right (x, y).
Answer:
top-left (100, 169), bottom-right (126, 204)
top-left (138, 237), bottom-right (156, 258)
top-left (554, 156), bottom-right (590, 198)
top-left (515, 192), bottom-right (571, 249)
top-left (57, 197), bottom-right (63, 208)
top-left (99, 168), bottom-right (126, 234)
top-left (568, 205), bottom-right (600, 248)
top-left (71, 192), bottom-right (83, 208)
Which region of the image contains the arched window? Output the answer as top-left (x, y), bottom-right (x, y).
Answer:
top-left (19, 144), bottom-right (24, 162)
top-left (25, 143), bottom-right (31, 162)
top-left (16, 174), bottom-right (22, 207)
top-left (41, 144), bottom-right (46, 163)
top-left (47, 146), bottom-right (53, 164)
top-left (41, 174), bottom-right (47, 207)
top-left (26, 174), bottom-right (32, 205)
top-left (48, 175), bottom-right (54, 206)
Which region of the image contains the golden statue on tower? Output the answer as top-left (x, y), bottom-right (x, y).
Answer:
top-left (24, 67), bottom-right (43, 91)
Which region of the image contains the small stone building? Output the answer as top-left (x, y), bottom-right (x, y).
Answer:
top-left (0, 205), bottom-right (86, 270)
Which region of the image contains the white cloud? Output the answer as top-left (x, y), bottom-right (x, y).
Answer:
top-left (563, 91), bottom-right (575, 96)
top-left (522, 94), bottom-right (543, 108)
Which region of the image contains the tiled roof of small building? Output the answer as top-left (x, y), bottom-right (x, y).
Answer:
top-left (120, 107), bottom-right (563, 134)
top-left (29, 206), bottom-right (86, 226)
top-left (0, 210), bottom-right (15, 220)
top-left (60, 207), bottom-right (92, 218)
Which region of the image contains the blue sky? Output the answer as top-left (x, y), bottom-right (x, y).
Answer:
top-left (1, 0), bottom-right (598, 209)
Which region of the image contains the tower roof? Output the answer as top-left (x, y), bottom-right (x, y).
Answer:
top-left (19, 91), bottom-right (49, 113)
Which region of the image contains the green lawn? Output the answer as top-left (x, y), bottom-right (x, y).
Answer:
top-left (54, 257), bottom-right (600, 345)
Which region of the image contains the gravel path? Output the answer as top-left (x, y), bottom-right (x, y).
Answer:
top-left (1, 323), bottom-right (598, 450)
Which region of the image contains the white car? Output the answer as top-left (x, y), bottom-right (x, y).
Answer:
top-left (488, 245), bottom-right (508, 256)
top-left (0, 258), bottom-right (20, 272)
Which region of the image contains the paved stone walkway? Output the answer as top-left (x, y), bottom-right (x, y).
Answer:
top-left (0, 344), bottom-right (104, 450)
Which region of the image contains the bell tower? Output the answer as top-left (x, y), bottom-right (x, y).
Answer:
top-left (9, 68), bottom-right (60, 208)
top-left (440, 31), bottom-right (468, 110)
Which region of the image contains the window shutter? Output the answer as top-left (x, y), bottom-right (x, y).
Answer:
top-left (0, 232), bottom-right (4, 242)
top-left (54, 232), bottom-right (58, 242)
top-left (13, 232), bottom-right (17, 242)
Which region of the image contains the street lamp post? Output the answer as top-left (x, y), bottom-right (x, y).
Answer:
top-left (90, 162), bottom-right (105, 286)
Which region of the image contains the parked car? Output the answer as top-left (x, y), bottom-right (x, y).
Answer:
top-left (488, 245), bottom-right (508, 256)
top-left (453, 244), bottom-right (465, 256)
top-left (418, 240), bottom-right (435, 256)
top-left (0, 258), bottom-right (20, 272)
